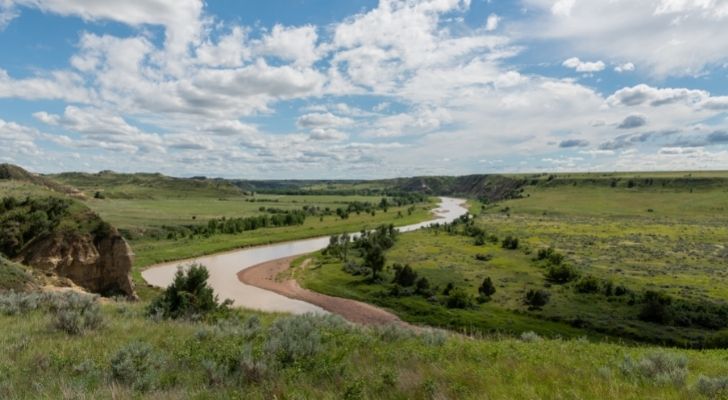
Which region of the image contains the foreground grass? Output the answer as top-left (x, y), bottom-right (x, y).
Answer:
top-left (2, 301), bottom-right (728, 399)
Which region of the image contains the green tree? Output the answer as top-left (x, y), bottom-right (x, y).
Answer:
top-left (364, 244), bottom-right (385, 281)
top-left (148, 264), bottom-right (231, 320)
top-left (478, 277), bottom-right (496, 299)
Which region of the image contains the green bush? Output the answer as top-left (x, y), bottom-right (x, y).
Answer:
top-left (639, 291), bottom-right (673, 324)
top-left (415, 277), bottom-right (431, 296)
top-left (524, 289), bottom-right (550, 310)
top-left (52, 293), bottom-right (104, 335)
top-left (392, 264), bottom-right (418, 287)
top-left (575, 276), bottom-right (600, 293)
top-left (501, 236), bottom-right (519, 250)
top-left (695, 375), bottom-right (728, 398)
top-left (619, 352), bottom-right (688, 387)
top-left (110, 341), bottom-right (162, 392)
top-left (545, 264), bottom-right (579, 284)
top-left (474, 253), bottom-right (492, 262)
top-left (445, 288), bottom-right (474, 309)
top-left (264, 314), bottom-right (344, 365)
top-left (148, 264), bottom-right (231, 320)
top-left (478, 277), bottom-right (496, 301)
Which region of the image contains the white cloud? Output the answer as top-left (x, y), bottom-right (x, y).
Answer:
top-left (255, 24), bottom-right (320, 67)
top-left (614, 62), bottom-right (635, 72)
top-left (10, 0), bottom-right (203, 57)
top-left (524, 0), bottom-right (728, 77)
top-left (563, 57), bottom-right (605, 72)
top-left (297, 112), bottom-right (353, 129)
top-left (485, 13), bottom-right (500, 31)
top-left (607, 84), bottom-right (708, 107)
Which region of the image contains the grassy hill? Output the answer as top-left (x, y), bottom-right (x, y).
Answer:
top-left (51, 171), bottom-right (245, 199)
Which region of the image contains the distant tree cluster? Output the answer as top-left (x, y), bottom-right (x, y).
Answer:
top-left (0, 196), bottom-right (71, 257)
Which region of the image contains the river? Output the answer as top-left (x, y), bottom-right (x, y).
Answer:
top-left (142, 197), bottom-right (469, 314)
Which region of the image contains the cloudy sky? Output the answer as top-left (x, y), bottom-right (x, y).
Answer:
top-left (1, 0), bottom-right (728, 178)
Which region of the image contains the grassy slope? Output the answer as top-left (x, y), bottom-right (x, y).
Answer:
top-left (0, 255), bottom-right (35, 291)
top-left (1, 303), bottom-right (728, 399)
top-left (300, 177), bottom-right (728, 345)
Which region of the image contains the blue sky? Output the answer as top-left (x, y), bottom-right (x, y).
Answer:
top-left (1, 0), bottom-right (728, 178)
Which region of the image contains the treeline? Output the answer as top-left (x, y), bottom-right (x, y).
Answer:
top-left (0, 196), bottom-right (71, 257)
top-left (161, 210), bottom-right (307, 240)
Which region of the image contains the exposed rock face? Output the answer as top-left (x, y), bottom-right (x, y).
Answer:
top-left (19, 229), bottom-right (137, 299)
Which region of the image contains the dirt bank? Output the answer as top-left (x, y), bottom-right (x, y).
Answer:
top-left (238, 256), bottom-right (411, 326)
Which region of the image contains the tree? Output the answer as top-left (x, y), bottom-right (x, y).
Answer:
top-left (148, 264), bottom-right (231, 320)
top-left (364, 244), bottom-right (385, 281)
top-left (524, 289), bottom-right (550, 310)
top-left (478, 277), bottom-right (496, 299)
top-left (392, 264), bottom-right (418, 287)
top-left (639, 290), bottom-right (673, 324)
top-left (415, 277), bottom-right (431, 295)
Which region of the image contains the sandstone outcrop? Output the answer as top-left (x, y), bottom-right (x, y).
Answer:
top-left (19, 229), bottom-right (137, 299)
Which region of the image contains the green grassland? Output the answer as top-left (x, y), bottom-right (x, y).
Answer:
top-left (300, 176), bottom-right (728, 346)
top-left (2, 301), bottom-right (728, 399)
top-left (86, 194), bottom-right (412, 232)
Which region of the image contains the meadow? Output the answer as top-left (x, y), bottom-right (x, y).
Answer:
top-left (299, 176), bottom-right (728, 347)
top-left (2, 294), bottom-right (728, 399)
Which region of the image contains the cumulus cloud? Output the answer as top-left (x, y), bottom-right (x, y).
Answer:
top-left (563, 57), bottom-right (605, 72)
top-left (485, 13), bottom-right (500, 31)
top-left (614, 62), bottom-right (635, 73)
top-left (524, 0), bottom-right (728, 77)
top-left (618, 114), bottom-right (648, 129)
top-left (607, 84), bottom-right (708, 107)
top-left (559, 139), bottom-right (590, 148)
top-left (296, 112), bottom-right (353, 129)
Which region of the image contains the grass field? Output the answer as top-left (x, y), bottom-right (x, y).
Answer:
top-left (300, 178), bottom-right (728, 346)
top-left (2, 299), bottom-right (728, 399)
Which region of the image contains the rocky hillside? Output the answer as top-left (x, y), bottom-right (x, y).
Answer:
top-left (0, 165), bottom-right (136, 297)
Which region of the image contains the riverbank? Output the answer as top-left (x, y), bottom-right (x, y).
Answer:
top-left (238, 256), bottom-right (409, 326)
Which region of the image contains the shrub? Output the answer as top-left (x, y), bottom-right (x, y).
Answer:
top-left (524, 289), bottom-right (550, 310)
top-left (520, 331), bottom-right (542, 342)
top-left (415, 277), bottom-right (431, 296)
top-left (475, 253), bottom-right (492, 262)
top-left (374, 323), bottom-right (415, 342)
top-left (237, 345), bottom-right (268, 384)
top-left (545, 264), bottom-right (579, 284)
top-left (0, 291), bottom-right (43, 315)
top-left (473, 234), bottom-right (485, 246)
top-left (614, 284), bottom-right (629, 296)
top-left (619, 352), bottom-right (688, 387)
top-left (420, 329), bottom-right (448, 346)
top-left (50, 292), bottom-right (103, 335)
top-left (148, 264), bottom-right (231, 320)
top-left (695, 375), bottom-right (728, 398)
top-left (343, 261), bottom-right (368, 276)
top-left (442, 282), bottom-right (454, 296)
top-left (445, 288), bottom-right (474, 309)
top-left (537, 247), bottom-right (565, 266)
top-left (575, 276), bottom-right (600, 294)
top-left (392, 264), bottom-right (418, 287)
top-left (501, 236), bottom-right (519, 250)
top-left (110, 341), bottom-right (162, 392)
top-left (264, 314), bottom-right (329, 365)
top-left (639, 291), bottom-right (673, 324)
top-left (478, 277), bottom-right (496, 300)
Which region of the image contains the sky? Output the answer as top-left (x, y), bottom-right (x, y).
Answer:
top-left (1, 0), bottom-right (728, 178)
